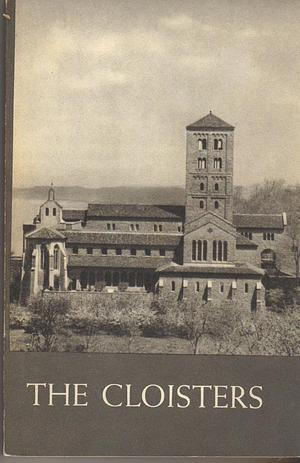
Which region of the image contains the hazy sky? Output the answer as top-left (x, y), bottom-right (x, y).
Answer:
top-left (13, 0), bottom-right (300, 189)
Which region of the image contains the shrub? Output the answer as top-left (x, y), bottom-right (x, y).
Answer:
top-left (9, 304), bottom-right (30, 329)
top-left (26, 295), bottom-right (71, 351)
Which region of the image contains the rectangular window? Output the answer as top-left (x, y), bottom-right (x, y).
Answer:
top-left (116, 248), bottom-right (122, 255)
top-left (159, 249), bottom-right (166, 256)
top-left (145, 248), bottom-right (151, 256)
top-left (107, 223), bottom-right (111, 230)
top-left (53, 208), bottom-right (56, 216)
top-left (171, 281), bottom-right (176, 291)
top-left (72, 246), bottom-right (78, 255)
top-left (196, 281), bottom-right (200, 292)
top-left (112, 223), bottom-right (116, 230)
top-left (87, 247), bottom-right (93, 255)
top-left (136, 224), bottom-right (140, 231)
top-left (220, 283), bottom-right (224, 293)
top-left (130, 224), bottom-right (134, 231)
top-left (245, 283), bottom-right (249, 293)
top-left (130, 248), bottom-right (137, 256)
top-left (101, 248), bottom-right (107, 255)
top-left (159, 225), bottom-right (163, 232)
top-left (178, 226), bottom-right (181, 232)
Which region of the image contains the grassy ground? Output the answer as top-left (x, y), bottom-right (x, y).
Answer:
top-left (9, 329), bottom-right (194, 354)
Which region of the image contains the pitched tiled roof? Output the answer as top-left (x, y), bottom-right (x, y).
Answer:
top-left (157, 262), bottom-right (264, 276)
top-left (64, 231), bottom-right (182, 247)
top-left (68, 255), bottom-right (172, 269)
top-left (87, 204), bottom-right (185, 220)
top-left (26, 227), bottom-right (66, 240)
top-left (233, 214), bottom-right (284, 230)
top-left (186, 112), bottom-right (234, 131)
top-left (236, 234), bottom-right (258, 247)
top-left (62, 209), bottom-right (86, 222)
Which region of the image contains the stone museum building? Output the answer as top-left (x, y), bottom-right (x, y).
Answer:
top-left (19, 112), bottom-right (288, 309)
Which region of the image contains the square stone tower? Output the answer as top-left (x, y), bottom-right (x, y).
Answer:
top-left (185, 112), bottom-right (235, 224)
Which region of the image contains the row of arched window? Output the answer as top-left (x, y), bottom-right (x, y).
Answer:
top-left (199, 200), bottom-right (220, 210)
top-left (197, 158), bottom-right (223, 170)
top-left (212, 240), bottom-right (228, 261)
top-left (40, 245), bottom-right (60, 270)
top-left (263, 232), bottom-right (275, 241)
top-left (241, 231), bottom-right (253, 240)
top-left (200, 182), bottom-right (219, 191)
top-left (192, 240), bottom-right (208, 261)
top-left (45, 207), bottom-right (56, 217)
top-left (198, 139), bottom-right (223, 150)
top-left (191, 240), bottom-right (228, 261)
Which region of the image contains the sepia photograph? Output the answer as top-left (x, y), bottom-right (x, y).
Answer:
top-left (9, 0), bottom-right (300, 355)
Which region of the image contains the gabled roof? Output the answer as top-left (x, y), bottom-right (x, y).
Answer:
top-left (184, 211), bottom-right (236, 237)
top-left (40, 199), bottom-right (62, 209)
top-left (26, 227), bottom-right (66, 240)
top-left (186, 112), bottom-right (234, 131)
top-left (233, 214), bottom-right (284, 230)
top-left (236, 234), bottom-right (258, 248)
top-left (68, 255), bottom-right (172, 269)
top-left (62, 209), bottom-right (87, 222)
top-left (64, 231), bottom-right (182, 247)
top-left (156, 262), bottom-right (264, 276)
top-left (87, 204), bottom-right (185, 220)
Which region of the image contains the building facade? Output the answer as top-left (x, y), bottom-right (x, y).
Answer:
top-left (19, 112), bottom-right (288, 309)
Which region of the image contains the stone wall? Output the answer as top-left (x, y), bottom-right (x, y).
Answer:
top-left (185, 130), bottom-right (234, 223)
top-left (158, 274), bottom-right (263, 311)
top-left (85, 218), bottom-right (183, 233)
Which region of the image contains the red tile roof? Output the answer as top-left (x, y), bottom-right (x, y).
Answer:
top-left (236, 234), bottom-right (258, 247)
top-left (157, 262), bottom-right (264, 276)
top-left (26, 227), bottom-right (66, 240)
top-left (186, 112), bottom-right (234, 131)
top-left (233, 214), bottom-right (284, 230)
top-left (64, 231), bottom-right (182, 246)
top-left (62, 209), bottom-right (86, 222)
top-left (68, 255), bottom-right (172, 269)
top-left (86, 204), bottom-right (185, 220)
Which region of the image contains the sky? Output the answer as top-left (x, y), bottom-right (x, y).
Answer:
top-left (13, 0), bottom-right (300, 189)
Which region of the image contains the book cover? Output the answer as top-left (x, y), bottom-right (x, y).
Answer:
top-left (2, 0), bottom-right (300, 457)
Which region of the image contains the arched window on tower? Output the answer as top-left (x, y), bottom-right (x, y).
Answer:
top-left (198, 139), bottom-right (207, 150)
top-left (53, 208), bottom-right (56, 216)
top-left (214, 200), bottom-right (219, 209)
top-left (45, 207), bottom-right (49, 216)
top-left (199, 200), bottom-right (205, 209)
top-left (54, 245), bottom-right (60, 270)
top-left (215, 183), bottom-right (219, 191)
top-left (198, 158), bottom-right (207, 170)
top-left (214, 158), bottom-right (222, 169)
top-left (200, 182), bottom-right (205, 191)
top-left (214, 139), bottom-right (223, 150)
